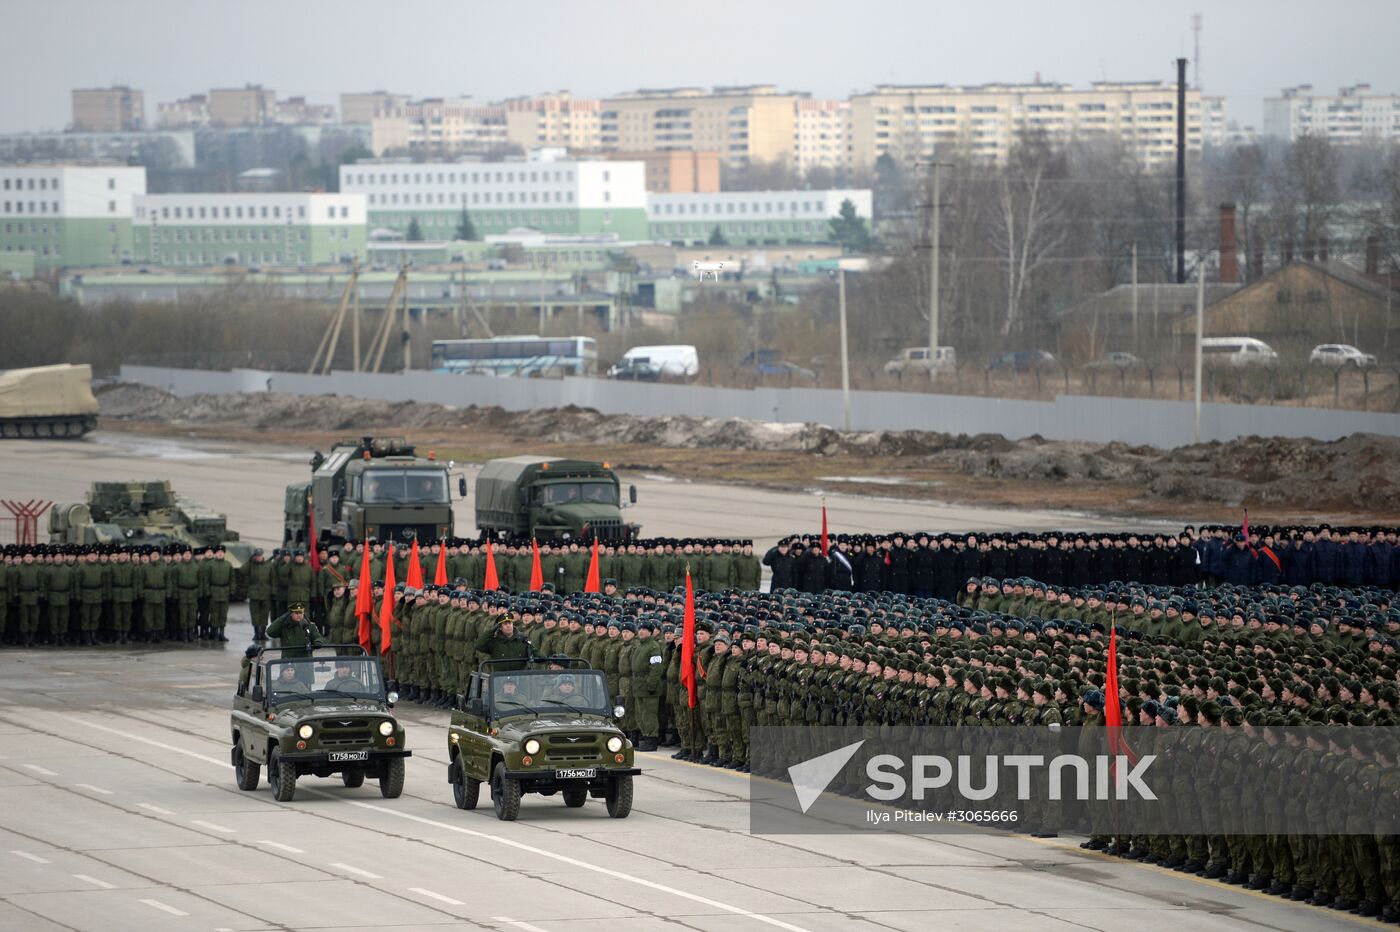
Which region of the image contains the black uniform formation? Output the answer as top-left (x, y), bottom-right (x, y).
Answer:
top-left (1, 543), bottom-right (237, 646)
top-left (763, 525), bottom-right (1400, 597)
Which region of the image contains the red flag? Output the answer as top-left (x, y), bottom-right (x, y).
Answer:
top-left (1104, 625), bottom-right (1138, 769)
top-left (820, 498), bottom-right (829, 556)
top-left (529, 538), bottom-right (543, 592)
top-left (406, 537), bottom-right (424, 589)
top-left (379, 543), bottom-right (396, 653)
top-left (433, 540), bottom-right (448, 586)
top-left (680, 568), bottom-right (697, 709)
top-left (308, 499), bottom-right (322, 572)
top-left (584, 538), bottom-right (601, 593)
top-left (483, 539), bottom-right (499, 591)
top-left (355, 544), bottom-right (373, 652)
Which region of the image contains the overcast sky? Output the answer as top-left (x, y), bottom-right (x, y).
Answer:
top-left (4, 0), bottom-right (1395, 133)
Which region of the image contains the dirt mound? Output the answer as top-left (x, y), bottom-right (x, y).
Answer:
top-left (97, 383), bottom-right (1399, 512)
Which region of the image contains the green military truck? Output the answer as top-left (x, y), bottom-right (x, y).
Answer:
top-left (231, 645), bottom-right (410, 801)
top-left (447, 658), bottom-right (638, 820)
top-left (284, 436), bottom-right (466, 548)
top-left (474, 456), bottom-right (639, 543)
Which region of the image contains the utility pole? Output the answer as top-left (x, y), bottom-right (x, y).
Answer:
top-left (351, 263), bottom-right (361, 372)
top-left (1176, 57), bottom-right (1187, 284)
top-left (838, 267), bottom-right (851, 431)
top-left (1193, 261), bottom-right (1205, 444)
top-left (1131, 242), bottom-right (1139, 349)
top-left (928, 161), bottom-right (942, 357)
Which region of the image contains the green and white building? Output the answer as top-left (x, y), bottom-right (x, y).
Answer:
top-left (132, 192), bottom-right (367, 267)
top-left (340, 148), bottom-right (648, 242)
top-left (646, 188), bottom-right (872, 245)
top-left (0, 165), bottom-right (145, 271)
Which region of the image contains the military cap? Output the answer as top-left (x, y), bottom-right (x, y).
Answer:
top-left (289, 602), bottom-right (307, 613)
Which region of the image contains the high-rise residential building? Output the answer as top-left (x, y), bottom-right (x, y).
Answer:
top-left (605, 151), bottom-right (720, 192)
top-left (207, 85), bottom-right (277, 127)
top-left (1262, 84), bottom-right (1400, 143)
top-left (849, 81), bottom-right (1202, 167)
top-left (340, 91), bottom-right (410, 125)
top-left (339, 148), bottom-right (648, 240)
top-left (793, 100), bottom-right (852, 175)
top-left (71, 86), bottom-right (144, 132)
top-left (504, 92), bottom-right (602, 152)
top-left (599, 85), bottom-right (804, 168)
top-left (370, 98), bottom-right (508, 157)
top-left (275, 96), bottom-right (335, 126)
top-left (131, 192), bottom-right (367, 267)
top-left (0, 165), bottom-right (146, 270)
top-left (157, 95), bottom-right (209, 128)
top-left (647, 188), bottom-right (872, 246)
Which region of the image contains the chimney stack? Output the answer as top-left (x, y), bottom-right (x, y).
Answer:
top-left (1219, 203), bottom-right (1238, 284)
top-left (1366, 235), bottom-right (1379, 275)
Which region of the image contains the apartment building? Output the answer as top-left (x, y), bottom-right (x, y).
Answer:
top-left (849, 81), bottom-right (1202, 167)
top-left (647, 188), bottom-right (872, 245)
top-left (340, 91), bottom-right (410, 125)
top-left (208, 86), bottom-right (277, 127)
top-left (340, 148), bottom-right (648, 240)
top-left (275, 97), bottom-right (335, 126)
top-left (794, 100), bottom-right (853, 175)
top-left (600, 85), bottom-right (803, 168)
top-left (504, 92), bottom-right (602, 152)
top-left (1262, 84), bottom-right (1400, 143)
top-left (71, 86), bottom-right (144, 132)
top-left (371, 98), bottom-right (509, 157)
top-left (131, 192), bottom-right (367, 267)
top-left (605, 150), bottom-right (719, 193)
top-left (0, 165), bottom-right (146, 270)
top-left (158, 95), bottom-right (209, 128)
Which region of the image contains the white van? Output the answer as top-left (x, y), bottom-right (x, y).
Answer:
top-left (884, 346), bottom-right (958, 375)
top-left (607, 344), bottom-right (699, 380)
top-left (1200, 337), bottom-right (1279, 367)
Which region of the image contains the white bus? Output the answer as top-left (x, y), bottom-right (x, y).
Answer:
top-left (1200, 337), bottom-right (1279, 367)
top-left (430, 336), bottom-right (598, 377)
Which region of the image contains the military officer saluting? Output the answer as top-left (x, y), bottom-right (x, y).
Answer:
top-left (266, 603), bottom-right (325, 658)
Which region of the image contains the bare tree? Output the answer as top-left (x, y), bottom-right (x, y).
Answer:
top-left (1272, 135), bottom-right (1341, 258)
top-left (990, 137), bottom-right (1068, 337)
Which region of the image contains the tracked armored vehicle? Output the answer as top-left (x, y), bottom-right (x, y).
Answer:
top-left (0, 363), bottom-right (99, 438)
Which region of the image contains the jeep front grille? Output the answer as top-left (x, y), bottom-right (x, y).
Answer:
top-left (546, 734), bottom-right (599, 746)
top-left (544, 750), bottom-right (603, 763)
top-left (320, 731), bottom-right (373, 747)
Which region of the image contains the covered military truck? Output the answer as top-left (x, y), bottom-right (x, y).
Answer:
top-left (284, 436), bottom-right (466, 548)
top-left (474, 456), bottom-right (639, 543)
top-left (0, 363), bottom-right (100, 438)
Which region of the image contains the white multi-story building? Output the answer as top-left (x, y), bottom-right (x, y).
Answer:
top-left (1262, 84), bottom-right (1400, 143)
top-left (793, 100), bottom-right (852, 175)
top-left (647, 188), bottom-right (872, 245)
top-left (370, 98), bottom-right (509, 157)
top-left (0, 165), bottom-right (145, 270)
top-left (504, 92), bottom-right (602, 152)
top-left (131, 192), bottom-right (367, 267)
top-left (340, 148), bottom-right (649, 240)
top-left (850, 81), bottom-right (1201, 167)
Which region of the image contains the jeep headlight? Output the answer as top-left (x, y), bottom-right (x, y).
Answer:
top-left (524, 738), bottom-right (541, 755)
top-left (378, 721), bottom-right (394, 737)
top-left (297, 724), bottom-right (314, 739)
top-left (606, 736), bottom-right (624, 753)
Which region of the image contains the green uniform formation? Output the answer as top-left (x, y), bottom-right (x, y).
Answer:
top-left (1, 544), bottom-right (239, 646)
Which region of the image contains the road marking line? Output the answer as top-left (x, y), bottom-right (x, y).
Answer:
top-left (10, 849), bottom-right (52, 864)
top-left (257, 840), bottom-right (304, 854)
top-left (23, 764), bottom-right (57, 776)
top-left (137, 803), bottom-right (175, 815)
top-left (189, 819), bottom-right (236, 833)
top-left (410, 887), bottom-right (464, 906)
top-left (73, 873), bottom-right (117, 889)
top-left (74, 783), bottom-right (114, 795)
top-left (139, 898), bottom-right (188, 917)
top-left (47, 714), bottom-right (813, 932)
top-left (494, 917), bottom-right (552, 932)
top-left (330, 862), bottom-right (382, 880)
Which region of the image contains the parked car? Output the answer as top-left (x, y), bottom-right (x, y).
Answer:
top-left (1200, 337), bottom-right (1279, 367)
top-left (1086, 351), bottom-right (1144, 370)
top-left (739, 349), bottom-right (816, 380)
top-left (883, 346), bottom-right (958, 375)
top-left (1309, 343), bottom-right (1377, 368)
top-left (986, 350), bottom-right (1055, 372)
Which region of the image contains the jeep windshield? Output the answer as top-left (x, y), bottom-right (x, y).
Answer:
top-left (361, 469), bottom-right (449, 504)
top-left (267, 658), bottom-right (387, 704)
top-left (488, 669), bottom-right (611, 716)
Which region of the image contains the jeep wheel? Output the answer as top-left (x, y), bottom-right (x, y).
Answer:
top-left (269, 749), bottom-right (297, 802)
top-left (342, 769), bottom-right (365, 789)
top-left (605, 774), bottom-right (633, 819)
top-left (233, 745), bottom-right (260, 791)
top-left (453, 758), bottom-right (480, 810)
top-left (379, 757), bottom-right (405, 799)
top-left (562, 787), bottom-right (587, 808)
top-left (492, 761), bottom-right (521, 821)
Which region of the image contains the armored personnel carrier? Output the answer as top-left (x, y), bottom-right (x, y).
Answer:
top-left (0, 363), bottom-right (100, 438)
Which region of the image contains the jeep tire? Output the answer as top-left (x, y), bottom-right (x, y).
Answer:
top-left (605, 774), bottom-right (633, 819)
top-left (269, 748), bottom-right (297, 802)
top-left (492, 761), bottom-right (521, 821)
top-left (379, 757), bottom-right (405, 798)
top-left (562, 787), bottom-right (587, 808)
top-left (342, 769), bottom-right (365, 789)
top-left (453, 758), bottom-right (480, 810)
top-left (233, 745), bottom-right (260, 791)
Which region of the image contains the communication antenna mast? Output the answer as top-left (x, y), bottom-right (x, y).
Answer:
top-left (1191, 12), bottom-right (1202, 88)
